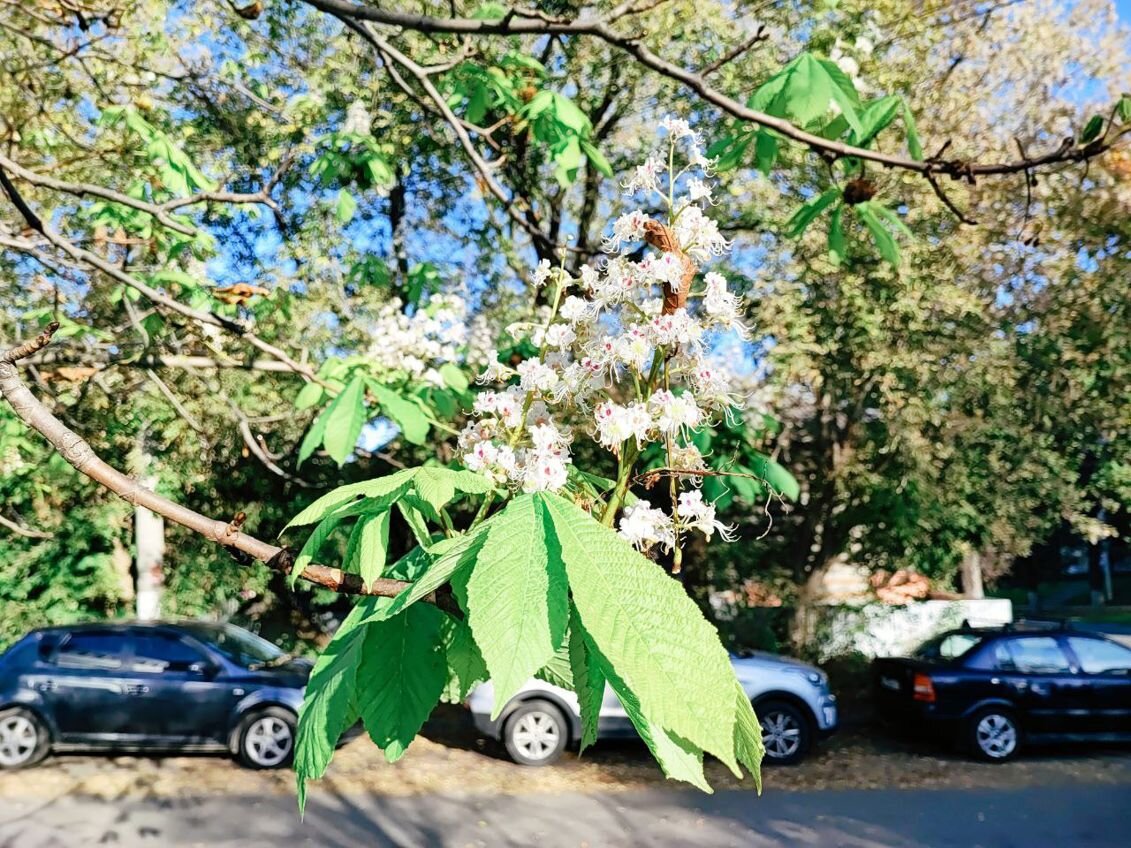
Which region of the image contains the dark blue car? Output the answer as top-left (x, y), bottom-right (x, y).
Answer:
top-left (0, 621), bottom-right (322, 770)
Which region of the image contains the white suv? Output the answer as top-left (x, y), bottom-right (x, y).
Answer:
top-left (467, 651), bottom-right (838, 766)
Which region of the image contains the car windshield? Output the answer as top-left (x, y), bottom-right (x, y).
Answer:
top-left (181, 623), bottom-right (285, 667)
top-left (912, 631), bottom-right (986, 663)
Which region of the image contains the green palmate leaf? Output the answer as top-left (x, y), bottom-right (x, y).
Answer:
top-left (438, 362), bottom-right (469, 393)
top-left (335, 188), bottom-right (357, 224)
top-left (294, 595), bottom-right (387, 812)
top-left (439, 615), bottom-right (488, 703)
top-left (785, 187), bottom-right (840, 238)
top-left (412, 467), bottom-right (457, 515)
top-left (589, 636), bottom-right (712, 792)
top-left (706, 132), bottom-right (752, 172)
top-left (385, 543), bottom-right (436, 583)
top-left (284, 468), bottom-right (415, 531)
top-left (1117, 94), bottom-right (1131, 124)
top-left (297, 406), bottom-right (330, 466)
top-left (1080, 114), bottom-right (1104, 143)
top-left (853, 95), bottom-right (902, 148)
top-left (754, 131), bottom-right (778, 174)
top-left (354, 510), bottom-right (391, 587)
top-left (902, 101), bottom-right (923, 160)
top-left (385, 529), bottom-right (488, 617)
top-left (465, 495), bottom-right (569, 716)
top-left (871, 204), bottom-right (914, 239)
top-left (396, 499), bottom-right (434, 546)
top-left (816, 59), bottom-right (864, 136)
top-left (828, 205), bottom-right (846, 265)
top-left (370, 383), bottom-right (429, 444)
top-left (322, 376), bottom-right (366, 465)
top-left (568, 605), bottom-right (605, 753)
top-left (733, 681), bottom-right (765, 793)
top-left (746, 452), bottom-right (801, 501)
top-left (294, 381), bottom-right (324, 411)
top-left (539, 493), bottom-right (738, 769)
top-left (580, 139), bottom-right (613, 177)
top-left (534, 645), bottom-right (574, 690)
top-left (356, 603), bottom-right (448, 763)
top-left (290, 512), bottom-right (345, 588)
top-left (854, 201), bottom-right (901, 266)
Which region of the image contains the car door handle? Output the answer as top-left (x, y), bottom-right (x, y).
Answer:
top-left (124, 684), bottom-right (150, 696)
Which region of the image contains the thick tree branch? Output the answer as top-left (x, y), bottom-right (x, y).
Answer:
top-left (0, 325), bottom-right (411, 600)
top-left (304, 0), bottom-right (1125, 181)
top-left (0, 512), bottom-right (54, 540)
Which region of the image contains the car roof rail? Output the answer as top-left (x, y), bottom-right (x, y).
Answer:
top-left (1007, 617), bottom-right (1072, 632)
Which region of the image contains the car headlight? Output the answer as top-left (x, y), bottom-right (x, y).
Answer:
top-left (784, 666), bottom-right (826, 687)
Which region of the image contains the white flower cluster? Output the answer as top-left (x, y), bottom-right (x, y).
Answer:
top-left (366, 294), bottom-right (468, 385)
top-left (460, 120), bottom-right (745, 550)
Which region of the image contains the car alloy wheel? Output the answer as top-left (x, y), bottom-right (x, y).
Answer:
top-left (757, 700), bottom-right (810, 764)
top-left (243, 715), bottom-right (294, 768)
top-left (974, 712), bottom-right (1018, 761)
top-left (503, 699), bottom-right (568, 766)
top-left (0, 714), bottom-right (39, 768)
top-left (512, 710), bottom-right (561, 761)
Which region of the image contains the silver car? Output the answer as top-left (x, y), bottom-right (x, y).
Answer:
top-left (468, 651), bottom-right (837, 766)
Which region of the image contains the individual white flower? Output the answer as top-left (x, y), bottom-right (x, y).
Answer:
top-left (677, 490), bottom-right (736, 541)
top-left (673, 205), bottom-right (730, 259)
top-left (594, 400), bottom-right (652, 449)
top-left (544, 323), bottom-right (576, 350)
top-left (639, 252), bottom-right (686, 293)
top-left (342, 100), bottom-right (372, 136)
top-left (477, 360), bottom-right (512, 385)
top-left (517, 359), bottom-right (560, 393)
top-left (604, 210), bottom-right (648, 252)
top-left (703, 271), bottom-right (748, 335)
top-left (686, 177), bottom-right (714, 203)
top-left (659, 116), bottom-right (695, 140)
top-left (622, 153), bottom-right (664, 195)
top-left (519, 449), bottom-right (570, 493)
top-left (618, 500), bottom-right (676, 552)
top-left (532, 258), bottom-right (554, 288)
top-left (648, 389), bottom-right (703, 434)
top-left (558, 295), bottom-right (591, 325)
top-left (612, 325), bottom-right (653, 371)
top-left (648, 309), bottom-right (704, 349)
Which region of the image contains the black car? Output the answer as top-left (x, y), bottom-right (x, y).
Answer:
top-left (0, 621), bottom-right (323, 770)
top-left (873, 621), bottom-right (1131, 762)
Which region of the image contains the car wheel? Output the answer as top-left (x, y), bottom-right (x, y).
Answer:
top-left (967, 708), bottom-right (1021, 763)
top-left (237, 707), bottom-right (296, 770)
top-left (503, 700), bottom-right (568, 766)
top-left (0, 708), bottom-right (50, 770)
top-left (758, 700), bottom-right (810, 765)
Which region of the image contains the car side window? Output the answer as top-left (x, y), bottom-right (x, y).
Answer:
top-left (129, 633), bottom-right (207, 674)
top-left (993, 637), bottom-right (1072, 674)
top-left (1067, 637), bottom-right (1131, 674)
top-left (53, 632), bottom-right (129, 670)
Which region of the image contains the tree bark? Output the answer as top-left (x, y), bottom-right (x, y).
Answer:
top-left (134, 471), bottom-right (165, 620)
top-left (960, 549), bottom-right (985, 599)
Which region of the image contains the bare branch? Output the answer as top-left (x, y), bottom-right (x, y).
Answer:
top-left (699, 25), bottom-right (768, 77)
top-left (0, 325), bottom-right (414, 600)
top-left (0, 512), bottom-right (54, 540)
top-left (303, 0), bottom-right (1125, 182)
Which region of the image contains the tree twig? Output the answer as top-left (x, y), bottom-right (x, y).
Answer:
top-left (0, 324), bottom-right (414, 600)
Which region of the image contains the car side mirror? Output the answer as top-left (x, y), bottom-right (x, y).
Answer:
top-left (189, 661), bottom-right (217, 679)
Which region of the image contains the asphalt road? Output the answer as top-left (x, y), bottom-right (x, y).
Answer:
top-left (1, 783), bottom-right (1126, 848)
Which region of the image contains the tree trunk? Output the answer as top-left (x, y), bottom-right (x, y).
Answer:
top-left (790, 565), bottom-right (830, 656)
top-left (134, 473), bottom-right (165, 620)
top-left (960, 549), bottom-right (985, 599)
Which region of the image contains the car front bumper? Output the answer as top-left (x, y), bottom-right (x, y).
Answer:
top-left (817, 694), bottom-right (839, 737)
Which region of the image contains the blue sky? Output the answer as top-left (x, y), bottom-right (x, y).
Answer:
top-left (1120, 0), bottom-right (1131, 20)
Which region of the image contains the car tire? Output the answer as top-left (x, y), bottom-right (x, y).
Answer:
top-left (503, 699), bottom-right (568, 766)
top-left (757, 700), bottom-right (810, 765)
top-left (966, 707), bottom-right (1021, 763)
top-left (236, 706), bottom-right (296, 770)
top-left (0, 707), bottom-right (50, 770)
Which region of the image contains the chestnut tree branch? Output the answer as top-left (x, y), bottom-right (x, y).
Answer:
top-left (0, 324), bottom-right (413, 600)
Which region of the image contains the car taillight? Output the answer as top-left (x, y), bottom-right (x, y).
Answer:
top-left (912, 673), bottom-right (936, 703)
